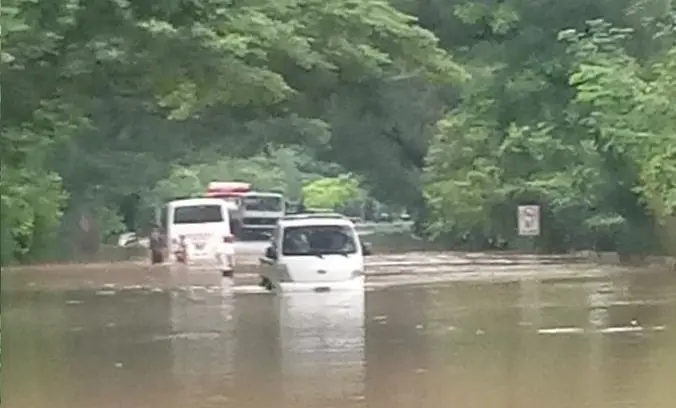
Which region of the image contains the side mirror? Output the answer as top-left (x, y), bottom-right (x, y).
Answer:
top-left (265, 245), bottom-right (277, 260)
top-left (361, 242), bottom-right (372, 256)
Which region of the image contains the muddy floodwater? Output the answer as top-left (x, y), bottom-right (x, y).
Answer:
top-left (2, 259), bottom-right (676, 408)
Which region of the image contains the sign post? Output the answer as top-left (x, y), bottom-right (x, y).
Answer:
top-left (518, 205), bottom-right (540, 252)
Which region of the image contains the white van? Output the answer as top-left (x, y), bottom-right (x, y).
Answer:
top-left (158, 198), bottom-right (235, 269)
top-left (259, 213), bottom-right (371, 292)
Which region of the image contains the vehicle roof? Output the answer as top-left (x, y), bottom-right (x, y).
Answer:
top-left (279, 214), bottom-right (354, 228)
top-left (167, 198), bottom-right (230, 207)
top-left (243, 191), bottom-right (284, 197)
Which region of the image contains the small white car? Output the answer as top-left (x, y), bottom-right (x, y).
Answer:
top-left (259, 213), bottom-right (372, 293)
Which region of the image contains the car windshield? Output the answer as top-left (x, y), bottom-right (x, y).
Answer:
top-left (173, 205), bottom-right (224, 224)
top-left (243, 196), bottom-right (283, 212)
top-left (282, 225), bottom-right (357, 256)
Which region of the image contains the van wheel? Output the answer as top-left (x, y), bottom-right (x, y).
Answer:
top-left (151, 250), bottom-right (164, 265)
top-left (259, 277), bottom-right (273, 291)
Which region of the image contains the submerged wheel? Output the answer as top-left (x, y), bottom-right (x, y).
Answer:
top-left (150, 249), bottom-right (164, 265)
top-left (259, 277), bottom-right (274, 291)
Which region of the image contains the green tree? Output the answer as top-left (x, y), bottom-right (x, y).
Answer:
top-left (147, 149), bottom-right (344, 204)
top-left (420, 0), bottom-right (674, 252)
top-left (302, 176), bottom-right (364, 210)
top-left (562, 19), bottom-right (676, 220)
top-left (4, 0), bottom-right (675, 262)
top-left (0, 0), bottom-right (463, 263)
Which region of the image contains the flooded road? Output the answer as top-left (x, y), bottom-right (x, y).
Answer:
top-left (2, 263), bottom-right (675, 408)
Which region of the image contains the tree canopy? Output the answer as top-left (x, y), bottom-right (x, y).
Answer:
top-left (2, 0), bottom-right (675, 263)
top-left (422, 0), bottom-right (676, 252)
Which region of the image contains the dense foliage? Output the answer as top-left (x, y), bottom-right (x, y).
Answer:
top-left (1, 0), bottom-right (675, 263)
top-left (422, 0), bottom-right (676, 252)
top-left (301, 176), bottom-right (364, 210)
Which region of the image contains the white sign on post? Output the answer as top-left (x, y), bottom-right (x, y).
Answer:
top-left (518, 205), bottom-right (540, 236)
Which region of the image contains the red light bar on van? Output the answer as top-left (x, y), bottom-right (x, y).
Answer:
top-left (205, 181), bottom-right (252, 198)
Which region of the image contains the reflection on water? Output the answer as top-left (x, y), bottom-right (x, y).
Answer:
top-left (278, 292), bottom-right (365, 407)
top-left (2, 269), bottom-right (676, 408)
top-left (167, 289), bottom-right (236, 404)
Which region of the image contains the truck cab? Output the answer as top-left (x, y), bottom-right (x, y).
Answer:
top-left (240, 191), bottom-right (286, 238)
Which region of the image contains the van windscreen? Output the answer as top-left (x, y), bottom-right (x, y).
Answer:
top-left (173, 205), bottom-right (224, 224)
top-left (282, 225), bottom-right (357, 256)
top-left (243, 196), bottom-right (283, 211)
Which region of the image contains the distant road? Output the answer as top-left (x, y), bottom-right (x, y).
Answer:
top-left (354, 221), bottom-right (413, 235)
top-left (119, 221), bottom-right (414, 250)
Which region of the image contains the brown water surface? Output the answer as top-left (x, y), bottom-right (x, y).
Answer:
top-left (2, 265), bottom-right (675, 408)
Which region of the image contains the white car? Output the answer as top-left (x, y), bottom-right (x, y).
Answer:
top-left (259, 213), bottom-right (372, 293)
